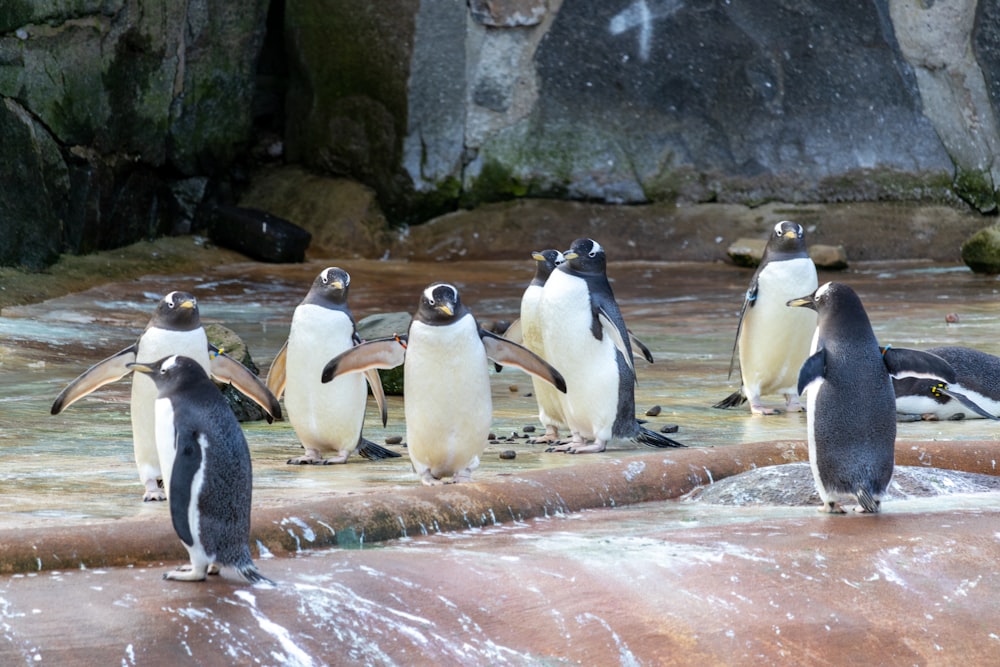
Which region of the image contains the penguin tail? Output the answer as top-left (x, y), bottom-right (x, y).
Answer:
top-left (357, 438), bottom-right (402, 460)
top-left (712, 390), bottom-right (746, 410)
top-left (856, 488), bottom-right (881, 514)
top-left (636, 426), bottom-right (686, 448)
top-left (237, 562), bottom-right (276, 586)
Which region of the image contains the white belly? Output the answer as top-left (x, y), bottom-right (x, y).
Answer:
top-left (285, 305), bottom-right (366, 456)
top-left (739, 258), bottom-right (817, 398)
top-left (521, 284), bottom-right (566, 428)
top-left (539, 271), bottom-right (619, 442)
top-left (133, 327), bottom-right (210, 489)
top-left (404, 316), bottom-right (491, 479)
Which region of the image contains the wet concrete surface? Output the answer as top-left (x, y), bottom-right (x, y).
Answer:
top-left (1, 248), bottom-right (1000, 664)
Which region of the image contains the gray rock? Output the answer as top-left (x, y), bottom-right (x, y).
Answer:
top-left (809, 244), bottom-right (849, 271)
top-left (961, 224), bottom-right (1000, 274)
top-left (726, 238), bottom-right (767, 268)
top-left (204, 323), bottom-right (268, 422)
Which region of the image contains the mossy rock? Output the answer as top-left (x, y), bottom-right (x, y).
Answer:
top-left (960, 225), bottom-right (1000, 274)
top-left (204, 323), bottom-right (268, 422)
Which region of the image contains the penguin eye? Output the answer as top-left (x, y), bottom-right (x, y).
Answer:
top-left (321, 275), bottom-right (329, 285)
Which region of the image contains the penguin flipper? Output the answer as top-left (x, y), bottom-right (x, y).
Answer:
top-left (364, 369), bottom-right (388, 427)
top-left (882, 346), bottom-right (956, 383)
top-left (597, 309), bottom-right (634, 373)
top-left (712, 389), bottom-right (747, 409)
top-left (628, 330), bottom-right (654, 363)
top-left (208, 347), bottom-right (283, 423)
top-left (480, 330), bottom-right (567, 393)
top-left (936, 386), bottom-right (1000, 420)
top-left (728, 278), bottom-right (759, 379)
top-left (503, 318), bottom-right (524, 344)
top-left (265, 340), bottom-right (289, 400)
top-left (797, 348), bottom-right (827, 396)
top-left (321, 337), bottom-right (407, 383)
top-left (357, 437), bottom-right (402, 460)
top-left (51, 344), bottom-right (137, 414)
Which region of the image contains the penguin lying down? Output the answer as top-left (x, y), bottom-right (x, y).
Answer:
top-left (129, 355), bottom-right (273, 585)
top-left (891, 346), bottom-right (1000, 421)
top-left (321, 283), bottom-right (567, 486)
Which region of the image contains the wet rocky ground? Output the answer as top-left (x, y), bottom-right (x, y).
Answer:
top-left (1, 209), bottom-right (999, 664)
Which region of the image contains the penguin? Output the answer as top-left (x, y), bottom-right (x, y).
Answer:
top-left (516, 249), bottom-right (569, 444)
top-left (128, 355), bottom-right (273, 584)
top-left (320, 283), bottom-right (567, 485)
top-left (51, 291), bottom-right (281, 501)
top-left (892, 346), bottom-right (1000, 421)
top-left (715, 221), bottom-right (818, 414)
top-left (788, 282), bottom-right (957, 513)
top-left (266, 267), bottom-right (396, 464)
top-left (538, 237), bottom-right (684, 453)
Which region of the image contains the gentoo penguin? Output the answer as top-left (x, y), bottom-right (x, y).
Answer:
top-left (320, 283), bottom-right (567, 485)
top-left (716, 221), bottom-right (818, 414)
top-left (893, 346), bottom-right (1000, 421)
top-left (538, 237), bottom-right (684, 453)
top-left (788, 282), bottom-right (957, 513)
top-left (266, 267), bottom-right (397, 464)
top-left (517, 249), bottom-right (569, 444)
top-left (51, 291), bottom-right (281, 501)
top-left (129, 355), bottom-right (272, 584)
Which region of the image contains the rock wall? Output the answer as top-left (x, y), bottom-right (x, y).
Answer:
top-left (3, 1), bottom-right (1000, 268)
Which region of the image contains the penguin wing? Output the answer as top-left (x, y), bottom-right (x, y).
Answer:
top-left (628, 330), bottom-right (654, 363)
top-left (503, 318), bottom-right (524, 344)
top-left (727, 277), bottom-right (759, 379)
top-left (480, 330), bottom-right (567, 393)
top-left (321, 336), bottom-right (407, 383)
top-left (881, 346), bottom-right (956, 383)
top-left (596, 308), bottom-right (634, 373)
top-left (208, 345), bottom-right (283, 422)
top-left (169, 430), bottom-right (198, 548)
top-left (796, 348), bottom-right (827, 396)
top-left (50, 344), bottom-right (137, 414)
top-left (364, 369), bottom-right (388, 427)
top-left (935, 386), bottom-right (1000, 420)
top-left (265, 340), bottom-right (289, 400)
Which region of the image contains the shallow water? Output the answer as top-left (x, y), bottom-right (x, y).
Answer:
top-left (1, 257), bottom-right (999, 529)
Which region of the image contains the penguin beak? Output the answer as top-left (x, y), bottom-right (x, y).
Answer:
top-left (330, 280), bottom-right (344, 290)
top-left (127, 362), bottom-right (154, 375)
top-left (437, 304), bottom-right (454, 317)
top-left (179, 299), bottom-right (196, 310)
top-left (531, 252), bottom-right (546, 261)
top-left (563, 251), bottom-right (579, 260)
top-left (786, 294), bottom-right (817, 310)
top-left (783, 230), bottom-right (798, 239)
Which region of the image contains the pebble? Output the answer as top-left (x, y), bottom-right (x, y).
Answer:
top-left (945, 312), bottom-right (960, 323)
top-left (499, 450), bottom-right (517, 460)
top-left (523, 425), bottom-right (536, 433)
top-left (385, 435), bottom-right (403, 445)
top-left (645, 405), bottom-right (662, 417)
top-left (508, 385), bottom-right (519, 392)
top-left (660, 424), bottom-right (680, 434)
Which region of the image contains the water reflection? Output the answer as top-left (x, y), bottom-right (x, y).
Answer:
top-left (1, 258), bottom-right (998, 528)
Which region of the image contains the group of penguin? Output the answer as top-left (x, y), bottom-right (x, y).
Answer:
top-left (49, 223), bottom-right (1000, 585)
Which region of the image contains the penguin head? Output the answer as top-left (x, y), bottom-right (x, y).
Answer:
top-left (149, 291), bottom-right (200, 331)
top-left (128, 354), bottom-right (208, 392)
top-left (788, 282), bottom-right (871, 332)
top-left (417, 283), bottom-right (464, 325)
top-left (305, 267), bottom-right (351, 307)
top-left (530, 249), bottom-right (565, 283)
top-left (563, 238), bottom-right (606, 274)
top-left (764, 221), bottom-right (808, 259)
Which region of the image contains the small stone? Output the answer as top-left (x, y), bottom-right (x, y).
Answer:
top-left (645, 405), bottom-right (662, 417)
top-left (385, 435), bottom-right (403, 445)
top-left (945, 312), bottom-right (960, 323)
top-left (523, 425), bottom-right (536, 433)
top-left (660, 424), bottom-right (680, 434)
top-left (509, 385), bottom-right (519, 392)
top-left (488, 433), bottom-right (496, 441)
top-left (961, 224), bottom-right (1000, 274)
top-left (809, 244), bottom-right (849, 271)
top-left (726, 238), bottom-right (767, 267)
top-left (499, 450), bottom-right (517, 460)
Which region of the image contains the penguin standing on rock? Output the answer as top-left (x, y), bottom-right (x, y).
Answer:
top-left (266, 267), bottom-right (396, 464)
top-left (51, 291), bottom-right (281, 501)
top-left (716, 221), bottom-right (817, 414)
top-left (321, 283), bottom-right (567, 485)
top-left (788, 282), bottom-right (957, 513)
top-left (538, 238), bottom-right (685, 453)
top-left (129, 355), bottom-right (273, 584)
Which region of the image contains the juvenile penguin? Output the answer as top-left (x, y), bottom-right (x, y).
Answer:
top-left (266, 267), bottom-right (396, 464)
top-left (893, 346), bottom-right (1000, 421)
top-left (538, 238), bottom-right (684, 453)
top-left (320, 283), bottom-right (566, 485)
top-left (52, 291), bottom-right (281, 501)
top-left (129, 355), bottom-right (272, 584)
top-left (788, 282), bottom-right (957, 513)
top-left (716, 221), bottom-right (818, 414)
top-left (518, 249), bottom-right (569, 444)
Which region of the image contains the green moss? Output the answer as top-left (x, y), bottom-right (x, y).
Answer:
top-left (953, 168), bottom-right (998, 213)
top-left (462, 160), bottom-right (529, 208)
top-left (961, 224), bottom-right (1000, 274)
